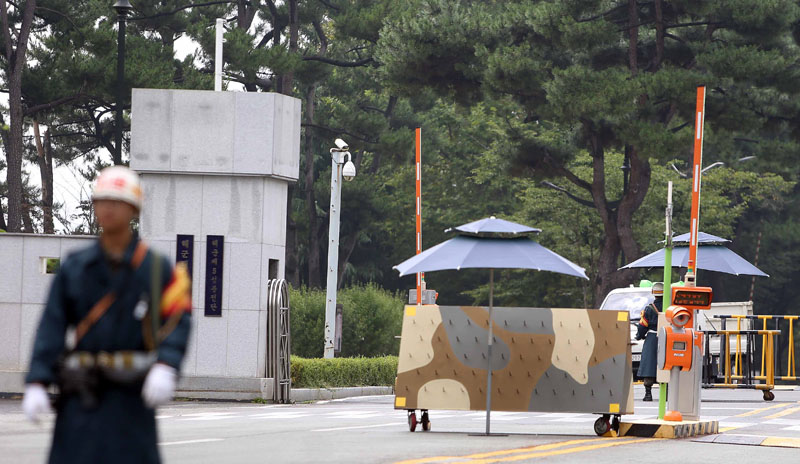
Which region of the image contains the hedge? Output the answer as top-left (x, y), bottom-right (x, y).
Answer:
top-left (291, 356), bottom-right (398, 388)
top-left (290, 284), bottom-right (404, 358)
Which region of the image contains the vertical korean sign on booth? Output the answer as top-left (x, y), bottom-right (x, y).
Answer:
top-left (205, 235), bottom-right (224, 316)
top-left (176, 234), bottom-right (194, 281)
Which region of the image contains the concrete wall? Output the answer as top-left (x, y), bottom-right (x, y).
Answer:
top-left (0, 234), bottom-right (94, 378)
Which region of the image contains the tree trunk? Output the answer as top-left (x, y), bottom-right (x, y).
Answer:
top-left (336, 151), bottom-right (364, 289)
top-left (33, 120), bottom-right (55, 234)
top-left (237, 0), bottom-right (257, 30)
top-left (0, 112), bottom-right (9, 231)
top-left (304, 86), bottom-right (321, 287)
top-left (628, 0), bottom-right (638, 76)
top-left (21, 200), bottom-right (34, 232)
top-left (280, 0), bottom-right (299, 94)
top-left (1, 0), bottom-right (37, 232)
top-left (654, 0), bottom-right (665, 71)
top-left (586, 131), bottom-right (644, 305)
top-left (5, 69), bottom-right (24, 232)
top-left (337, 231), bottom-right (359, 290)
top-left (285, 183), bottom-right (299, 287)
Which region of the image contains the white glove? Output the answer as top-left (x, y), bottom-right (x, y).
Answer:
top-left (22, 383), bottom-right (52, 423)
top-left (141, 363), bottom-right (177, 408)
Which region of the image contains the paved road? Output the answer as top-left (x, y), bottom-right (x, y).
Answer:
top-left (2, 385), bottom-right (799, 463)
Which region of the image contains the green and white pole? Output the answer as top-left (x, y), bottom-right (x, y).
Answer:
top-left (659, 181), bottom-right (674, 420)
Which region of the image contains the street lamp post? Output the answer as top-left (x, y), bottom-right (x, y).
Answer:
top-left (113, 0), bottom-right (133, 166)
top-left (324, 139), bottom-right (357, 358)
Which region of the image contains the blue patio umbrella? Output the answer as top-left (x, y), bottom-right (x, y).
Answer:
top-left (444, 216), bottom-right (542, 236)
top-left (621, 232), bottom-right (768, 277)
top-left (393, 217), bottom-right (588, 435)
top-left (394, 235), bottom-right (587, 278)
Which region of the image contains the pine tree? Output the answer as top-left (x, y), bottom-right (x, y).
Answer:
top-left (377, 0), bottom-right (800, 302)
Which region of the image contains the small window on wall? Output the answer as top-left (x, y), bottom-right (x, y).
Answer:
top-left (41, 257), bottom-right (61, 274)
top-left (268, 259), bottom-right (279, 280)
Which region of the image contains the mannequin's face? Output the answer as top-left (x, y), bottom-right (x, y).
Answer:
top-left (93, 199), bottom-right (137, 233)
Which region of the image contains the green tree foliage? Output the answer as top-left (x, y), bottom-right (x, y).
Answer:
top-left (290, 284), bottom-right (403, 358)
top-left (376, 0), bottom-right (800, 303)
top-left (1, 1), bottom-right (797, 345)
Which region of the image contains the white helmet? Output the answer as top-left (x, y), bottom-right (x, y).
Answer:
top-left (92, 166), bottom-right (142, 211)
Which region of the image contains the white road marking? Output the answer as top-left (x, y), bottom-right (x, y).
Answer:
top-left (782, 425), bottom-right (800, 431)
top-left (550, 417), bottom-right (598, 423)
top-left (636, 406), bottom-right (758, 411)
top-left (248, 411), bottom-right (312, 419)
top-left (177, 412), bottom-right (239, 421)
top-left (324, 411), bottom-right (397, 419)
top-left (765, 419), bottom-right (800, 426)
top-left (312, 422), bottom-right (401, 432)
top-left (160, 438), bottom-right (224, 446)
top-left (718, 421), bottom-right (756, 428)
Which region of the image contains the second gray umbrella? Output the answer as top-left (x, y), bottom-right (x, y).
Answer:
top-left (621, 231), bottom-right (768, 277)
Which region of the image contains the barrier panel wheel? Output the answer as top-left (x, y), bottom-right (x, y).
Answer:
top-left (594, 415), bottom-right (611, 436)
top-left (408, 410), bottom-right (418, 432)
top-left (421, 411), bottom-right (431, 431)
top-left (763, 390), bottom-right (775, 402)
top-left (611, 415), bottom-right (621, 433)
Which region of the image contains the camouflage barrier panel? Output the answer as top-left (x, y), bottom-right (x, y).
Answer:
top-left (394, 305), bottom-right (634, 415)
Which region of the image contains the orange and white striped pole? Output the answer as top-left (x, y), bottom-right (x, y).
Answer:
top-left (415, 128), bottom-right (423, 304)
top-left (687, 86), bottom-right (706, 279)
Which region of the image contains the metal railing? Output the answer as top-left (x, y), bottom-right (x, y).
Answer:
top-left (715, 315), bottom-right (798, 382)
top-left (266, 279), bottom-right (291, 404)
top-left (701, 314), bottom-right (799, 401)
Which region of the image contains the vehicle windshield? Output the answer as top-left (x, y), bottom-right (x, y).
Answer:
top-left (600, 291), bottom-right (655, 321)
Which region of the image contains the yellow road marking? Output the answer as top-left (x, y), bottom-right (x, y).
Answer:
top-left (392, 438), bottom-right (611, 464)
top-left (719, 427), bottom-right (738, 432)
top-left (763, 405), bottom-right (800, 420)
top-left (734, 402), bottom-right (795, 418)
top-left (462, 438), bottom-right (613, 459)
top-left (394, 454), bottom-right (469, 464)
top-left (761, 437), bottom-right (800, 448)
top-left (395, 437), bottom-right (657, 464)
top-left (451, 438), bottom-right (659, 463)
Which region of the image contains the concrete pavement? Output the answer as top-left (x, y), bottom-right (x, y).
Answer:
top-left (1, 385), bottom-right (799, 463)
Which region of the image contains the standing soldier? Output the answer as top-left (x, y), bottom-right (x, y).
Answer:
top-left (21, 166), bottom-right (192, 463)
top-left (636, 283), bottom-right (663, 402)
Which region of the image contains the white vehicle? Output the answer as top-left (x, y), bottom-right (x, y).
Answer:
top-left (598, 285), bottom-right (655, 375)
top-left (599, 284), bottom-right (754, 378)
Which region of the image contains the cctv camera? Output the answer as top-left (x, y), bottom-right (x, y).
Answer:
top-left (343, 160), bottom-right (356, 181)
top-left (335, 138), bottom-right (349, 151)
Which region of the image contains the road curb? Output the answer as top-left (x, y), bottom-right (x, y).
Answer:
top-left (694, 433), bottom-right (800, 448)
top-left (291, 386), bottom-right (394, 402)
top-left (616, 419), bottom-right (719, 438)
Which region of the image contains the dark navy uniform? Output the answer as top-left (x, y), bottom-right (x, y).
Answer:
top-left (26, 235), bottom-right (191, 464)
top-left (636, 300), bottom-right (661, 380)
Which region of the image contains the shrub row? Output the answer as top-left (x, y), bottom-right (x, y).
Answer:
top-left (290, 283), bottom-right (404, 358)
top-left (290, 356), bottom-right (398, 388)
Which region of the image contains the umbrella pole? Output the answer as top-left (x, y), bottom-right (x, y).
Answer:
top-left (485, 269), bottom-right (494, 435)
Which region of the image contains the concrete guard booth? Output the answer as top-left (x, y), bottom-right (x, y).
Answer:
top-left (131, 89), bottom-right (300, 399)
top-left (395, 305), bottom-right (635, 432)
top-left (0, 89), bottom-right (300, 401)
